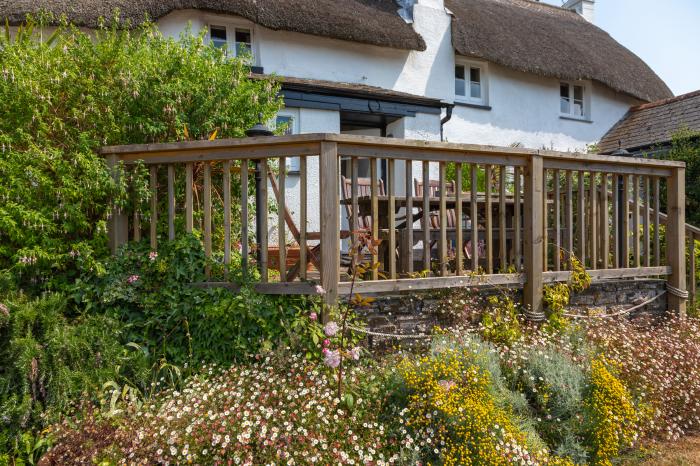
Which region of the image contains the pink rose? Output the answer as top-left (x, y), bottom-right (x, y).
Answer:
top-left (309, 312), bottom-right (318, 321)
top-left (323, 339), bottom-right (330, 347)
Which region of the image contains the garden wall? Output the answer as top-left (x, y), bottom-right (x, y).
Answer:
top-left (353, 279), bottom-right (667, 347)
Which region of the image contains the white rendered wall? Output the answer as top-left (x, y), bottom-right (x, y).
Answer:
top-left (443, 63), bottom-right (640, 152)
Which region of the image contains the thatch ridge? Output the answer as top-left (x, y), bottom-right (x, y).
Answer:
top-left (0, 0), bottom-right (426, 51)
top-left (445, 0), bottom-right (672, 103)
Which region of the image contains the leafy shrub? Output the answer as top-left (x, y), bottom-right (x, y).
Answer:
top-left (587, 316), bottom-right (700, 442)
top-left (41, 355), bottom-right (404, 465)
top-left (0, 292), bottom-right (149, 457)
top-left (74, 235), bottom-right (323, 365)
top-left (585, 358), bottom-right (641, 465)
top-left (0, 19), bottom-right (281, 292)
top-left (393, 342), bottom-right (572, 465)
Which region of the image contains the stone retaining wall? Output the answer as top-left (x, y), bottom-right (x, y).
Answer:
top-left (352, 279), bottom-right (667, 344)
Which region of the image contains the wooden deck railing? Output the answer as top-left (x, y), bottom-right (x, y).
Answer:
top-left (101, 133), bottom-right (690, 317)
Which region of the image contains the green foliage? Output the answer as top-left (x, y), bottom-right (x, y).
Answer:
top-left (73, 235), bottom-right (321, 365)
top-left (0, 292), bottom-right (149, 458)
top-left (0, 18), bottom-right (282, 292)
top-left (481, 292), bottom-right (522, 346)
top-left (543, 253), bottom-right (591, 331)
top-left (663, 129), bottom-right (700, 226)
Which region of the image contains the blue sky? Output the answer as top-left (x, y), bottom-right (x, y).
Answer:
top-left (540, 0), bottom-right (700, 96)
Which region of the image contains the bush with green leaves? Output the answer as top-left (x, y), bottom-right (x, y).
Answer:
top-left (0, 292), bottom-right (150, 459)
top-left (73, 234), bottom-right (324, 365)
top-left (0, 18), bottom-right (281, 293)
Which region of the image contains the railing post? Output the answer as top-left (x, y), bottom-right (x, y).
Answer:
top-left (667, 166), bottom-right (687, 315)
top-left (524, 154), bottom-right (545, 320)
top-left (319, 141), bottom-right (340, 319)
top-left (106, 153), bottom-right (129, 254)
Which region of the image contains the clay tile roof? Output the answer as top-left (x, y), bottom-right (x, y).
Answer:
top-left (445, 0), bottom-right (673, 103)
top-left (599, 90), bottom-right (700, 154)
top-left (0, 0), bottom-right (426, 51)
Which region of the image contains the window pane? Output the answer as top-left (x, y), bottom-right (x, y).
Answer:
top-left (276, 116), bottom-right (294, 135)
top-left (470, 67), bottom-right (481, 83)
top-left (235, 28), bottom-right (252, 55)
top-left (573, 100), bottom-right (584, 116)
top-left (574, 85), bottom-right (584, 101)
top-left (560, 97), bottom-right (570, 114)
top-left (455, 65), bottom-right (465, 80)
top-left (470, 81), bottom-right (481, 99)
top-left (560, 83), bottom-right (569, 99)
top-left (210, 26), bottom-right (227, 49)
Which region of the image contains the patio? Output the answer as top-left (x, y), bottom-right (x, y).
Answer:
top-left (101, 133), bottom-right (692, 318)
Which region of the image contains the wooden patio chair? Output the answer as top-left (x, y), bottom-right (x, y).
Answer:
top-left (267, 167), bottom-right (350, 281)
top-left (340, 176), bottom-right (386, 230)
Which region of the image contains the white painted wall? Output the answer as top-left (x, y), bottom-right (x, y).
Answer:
top-left (443, 63), bottom-right (640, 152)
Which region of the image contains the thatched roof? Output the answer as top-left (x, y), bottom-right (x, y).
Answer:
top-left (599, 90), bottom-right (700, 154)
top-left (0, 0), bottom-right (426, 51)
top-left (445, 0), bottom-right (672, 103)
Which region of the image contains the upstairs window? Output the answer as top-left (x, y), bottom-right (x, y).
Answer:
top-left (560, 82), bottom-right (586, 118)
top-left (208, 25), bottom-right (252, 57)
top-left (455, 62), bottom-right (487, 105)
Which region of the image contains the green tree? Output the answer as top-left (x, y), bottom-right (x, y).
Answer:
top-left (0, 18), bottom-right (282, 293)
top-left (664, 129), bottom-right (700, 226)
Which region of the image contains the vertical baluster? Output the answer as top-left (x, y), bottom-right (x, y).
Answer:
top-left (601, 173), bottom-right (609, 269)
top-left (471, 164), bottom-right (479, 272)
top-left (439, 162), bottom-right (448, 276)
top-left (223, 161), bottom-right (232, 279)
top-left (644, 176), bottom-right (651, 267)
top-left (167, 165), bottom-right (175, 241)
top-left (241, 160), bottom-right (249, 277)
top-left (133, 169), bottom-right (141, 241)
top-left (278, 158), bottom-right (286, 281)
top-left (633, 175), bottom-right (640, 267)
top-left (577, 171), bottom-right (586, 266)
top-left (185, 163), bottom-right (193, 233)
top-left (150, 166), bottom-right (158, 250)
top-left (455, 163), bottom-right (463, 275)
top-left (299, 157), bottom-right (307, 280)
top-left (654, 177), bottom-right (661, 266)
top-left (388, 159), bottom-right (396, 279)
top-left (499, 166), bottom-right (507, 271)
top-left (566, 171), bottom-right (574, 268)
top-left (351, 157), bottom-right (359, 265)
top-left (690, 233), bottom-right (697, 310)
top-left (370, 158), bottom-right (378, 280)
top-left (543, 169), bottom-right (549, 271)
top-left (590, 172), bottom-right (597, 269)
top-left (423, 161), bottom-right (431, 273)
top-left (553, 169), bottom-right (561, 271)
top-left (203, 163), bottom-right (212, 278)
top-left (405, 161), bottom-right (414, 274)
top-left (612, 174), bottom-right (620, 268)
top-left (485, 164), bottom-right (493, 274)
top-left (259, 161), bottom-right (268, 282)
top-left (622, 175), bottom-right (630, 268)
top-left (514, 166), bottom-right (522, 271)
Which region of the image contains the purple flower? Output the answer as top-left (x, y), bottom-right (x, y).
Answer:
top-left (349, 347), bottom-right (362, 361)
top-left (309, 311), bottom-right (318, 321)
top-left (323, 349), bottom-right (341, 368)
top-left (127, 274), bottom-right (140, 284)
top-left (324, 321), bottom-right (339, 337)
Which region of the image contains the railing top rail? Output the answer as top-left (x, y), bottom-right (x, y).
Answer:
top-left (100, 133), bottom-right (685, 170)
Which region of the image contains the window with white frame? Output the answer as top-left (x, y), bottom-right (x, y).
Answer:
top-left (455, 62), bottom-right (487, 104)
top-left (208, 24), bottom-right (252, 57)
top-left (560, 82), bottom-right (587, 118)
top-left (275, 113), bottom-right (300, 172)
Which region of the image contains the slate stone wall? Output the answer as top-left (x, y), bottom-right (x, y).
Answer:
top-left (351, 279), bottom-right (667, 346)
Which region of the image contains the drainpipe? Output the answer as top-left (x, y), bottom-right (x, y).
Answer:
top-left (440, 104), bottom-right (454, 142)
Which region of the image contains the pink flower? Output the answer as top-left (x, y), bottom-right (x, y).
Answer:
top-left (323, 339), bottom-right (330, 347)
top-left (321, 347), bottom-right (329, 355)
top-left (314, 285), bottom-right (325, 295)
top-left (127, 274), bottom-right (140, 284)
top-left (323, 349), bottom-right (341, 368)
top-left (309, 312), bottom-right (318, 321)
top-left (438, 379), bottom-right (457, 391)
top-left (349, 347), bottom-right (361, 361)
top-left (324, 321), bottom-right (339, 337)
top-left (149, 251), bottom-right (158, 261)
